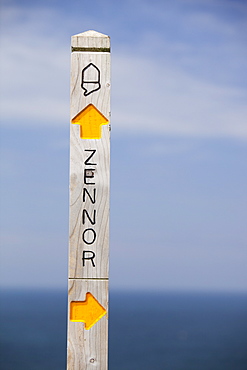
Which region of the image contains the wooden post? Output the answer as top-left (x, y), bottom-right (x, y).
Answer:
top-left (67, 30), bottom-right (111, 370)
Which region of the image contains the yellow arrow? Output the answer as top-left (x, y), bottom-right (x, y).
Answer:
top-left (71, 104), bottom-right (109, 139)
top-left (70, 292), bottom-right (107, 330)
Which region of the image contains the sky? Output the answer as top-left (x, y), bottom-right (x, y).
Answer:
top-left (0, 0), bottom-right (247, 292)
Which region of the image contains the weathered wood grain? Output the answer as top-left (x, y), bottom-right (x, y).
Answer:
top-left (67, 30), bottom-right (110, 370)
top-left (67, 279), bottom-right (109, 369)
top-left (69, 137), bottom-right (110, 279)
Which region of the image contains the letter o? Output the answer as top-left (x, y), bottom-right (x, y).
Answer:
top-left (82, 228), bottom-right (96, 245)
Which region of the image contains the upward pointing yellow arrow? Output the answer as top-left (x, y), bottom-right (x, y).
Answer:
top-left (71, 104), bottom-right (109, 139)
top-left (70, 292), bottom-right (107, 330)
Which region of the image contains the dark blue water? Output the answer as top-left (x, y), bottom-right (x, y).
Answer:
top-left (0, 290), bottom-right (247, 369)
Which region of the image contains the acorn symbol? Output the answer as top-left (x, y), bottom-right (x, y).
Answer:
top-left (81, 63), bottom-right (101, 96)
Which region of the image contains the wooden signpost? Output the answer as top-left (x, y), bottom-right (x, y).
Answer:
top-left (67, 30), bottom-right (111, 369)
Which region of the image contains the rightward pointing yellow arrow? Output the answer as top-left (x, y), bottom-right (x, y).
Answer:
top-left (71, 104), bottom-right (109, 139)
top-left (70, 292), bottom-right (107, 330)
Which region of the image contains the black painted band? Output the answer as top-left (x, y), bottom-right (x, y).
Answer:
top-left (71, 47), bottom-right (110, 53)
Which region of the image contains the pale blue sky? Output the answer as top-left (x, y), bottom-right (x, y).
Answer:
top-left (0, 0), bottom-right (246, 291)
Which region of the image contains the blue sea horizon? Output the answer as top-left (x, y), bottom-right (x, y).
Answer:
top-left (0, 289), bottom-right (247, 369)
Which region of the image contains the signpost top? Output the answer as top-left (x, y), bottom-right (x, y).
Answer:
top-left (71, 30), bottom-right (110, 52)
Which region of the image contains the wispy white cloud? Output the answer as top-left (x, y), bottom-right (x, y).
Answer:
top-left (0, 6), bottom-right (70, 124)
top-left (113, 53), bottom-right (247, 139)
top-left (0, 1), bottom-right (246, 140)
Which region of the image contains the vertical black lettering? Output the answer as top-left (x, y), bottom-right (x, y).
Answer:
top-left (82, 250), bottom-right (96, 267)
top-left (84, 149), bottom-right (97, 165)
top-left (82, 210), bottom-right (96, 225)
top-left (82, 228), bottom-right (96, 245)
top-left (83, 188), bottom-right (96, 204)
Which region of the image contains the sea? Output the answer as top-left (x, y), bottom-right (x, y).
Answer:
top-left (0, 289), bottom-right (247, 370)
